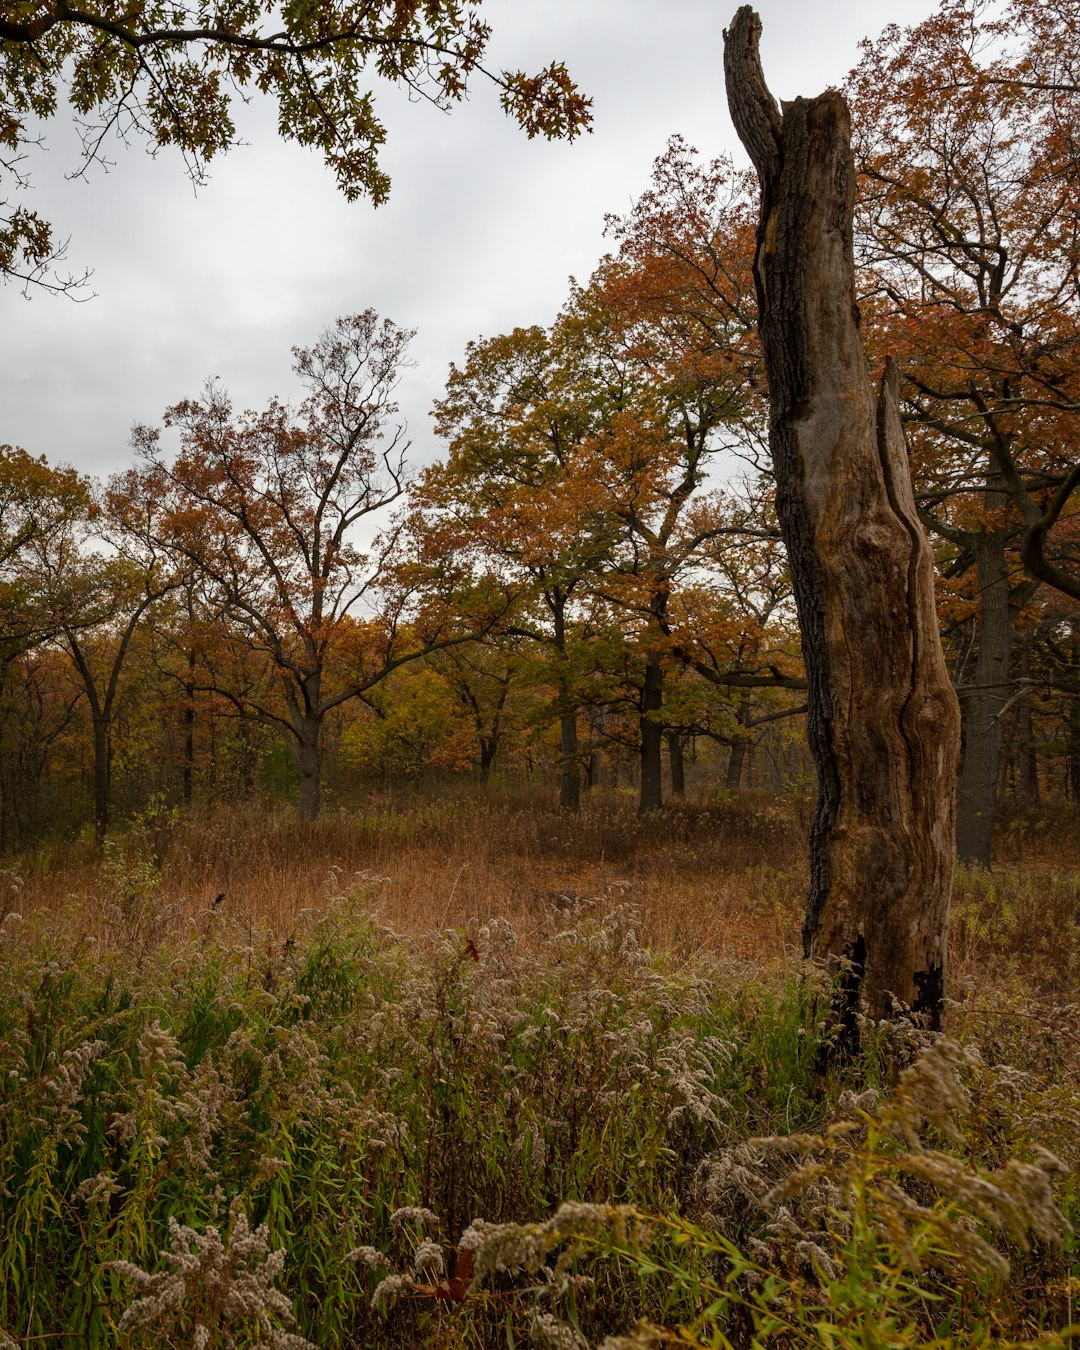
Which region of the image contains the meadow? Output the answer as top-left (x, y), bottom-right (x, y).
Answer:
top-left (0, 787), bottom-right (1077, 1348)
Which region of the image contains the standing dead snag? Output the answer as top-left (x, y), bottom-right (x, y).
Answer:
top-left (723, 8), bottom-right (961, 1032)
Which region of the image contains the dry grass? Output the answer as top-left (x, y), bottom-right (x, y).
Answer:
top-left (1, 786), bottom-right (1078, 1348)
top-left (8, 786), bottom-right (807, 968)
top-left (6, 784), bottom-right (1079, 998)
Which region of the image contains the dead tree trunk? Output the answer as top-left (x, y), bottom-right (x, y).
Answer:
top-left (724, 8), bottom-right (961, 1031)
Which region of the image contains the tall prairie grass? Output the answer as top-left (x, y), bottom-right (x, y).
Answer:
top-left (0, 790), bottom-right (1077, 1347)
top-left (10, 788), bottom-right (808, 966)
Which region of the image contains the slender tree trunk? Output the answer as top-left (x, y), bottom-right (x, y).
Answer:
top-left (584, 707), bottom-right (604, 791)
top-left (956, 528), bottom-right (1012, 867)
top-left (92, 712), bottom-right (110, 844)
top-left (726, 702), bottom-right (753, 790)
top-left (725, 8), bottom-right (961, 1030)
top-left (550, 600), bottom-right (580, 813)
top-left (183, 648), bottom-right (196, 808)
top-left (558, 697), bottom-right (580, 812)
top-left (639, 650), bottom-right (664, 815)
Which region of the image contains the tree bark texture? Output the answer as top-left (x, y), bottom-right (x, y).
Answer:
top-left (296, 715), bottom-right (322, 823)
top-left (955, 527), bottom-right (1012, 867)
top-left (725, 8), bottom-right (961, 1028)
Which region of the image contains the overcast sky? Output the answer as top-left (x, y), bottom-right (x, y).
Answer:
top-left (1, 0), bottom-right (937, 483)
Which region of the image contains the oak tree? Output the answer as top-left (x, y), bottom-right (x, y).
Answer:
top-left (424, 323), bottom-right (611, 811)
top-left (137, 310), bottom-right (475, 821)
top-left (850, 0), bottom-right (1080, 864)
top-left (565, 263), bottom-right (765, 814)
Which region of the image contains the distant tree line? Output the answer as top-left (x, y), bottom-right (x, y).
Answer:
top-left (3, 0), bottom-right (1079, 881)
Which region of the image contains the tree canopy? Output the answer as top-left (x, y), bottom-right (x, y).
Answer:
top-left (0, 0), bottom-right (591, 290)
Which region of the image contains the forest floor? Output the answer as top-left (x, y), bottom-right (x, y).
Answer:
top-left (1, 788), bottom-right (1078, 1347)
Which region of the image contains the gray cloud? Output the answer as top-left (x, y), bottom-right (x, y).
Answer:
top-left (1, 0), bottom-right (934, 482)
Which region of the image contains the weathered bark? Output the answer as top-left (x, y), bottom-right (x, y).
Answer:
top-left (725, 8), bottom-right (961, 1030)
top-left (955, 528), bottom-right (1012, 866)
top-left (639, 650), bottom-right (664, 815)
top-left (726, 738), bottom-right (746, 791)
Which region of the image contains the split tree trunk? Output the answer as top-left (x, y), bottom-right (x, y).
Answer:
top-left (724, 8), bottom-right (961, 1030)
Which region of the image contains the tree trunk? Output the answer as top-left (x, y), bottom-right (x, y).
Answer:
top-left (956, 528), bottom-right (1011, 867)
top-left (558, 697), bottom-right (580, 813)
top-left (296, 716), bottom-right (322, 823)
top-left (92, 712), bottom-right (110, 844)
top-left (183, 647), bottom-right (196, 808)
top-left (726, 702), bottom-right (753, 791)
top-left (725, 8), bottom-right (961, 1031)
top-left (726, 738), bottom-right (746, 791)
top-left (551, 601), bottom-right (580, 813)
top-left (639, 649), bottom-right (664, 815)
top-left (667, 729), bottom-right (686, 798)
